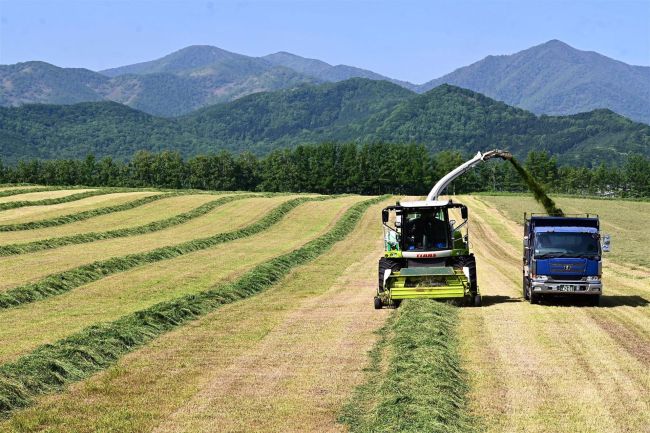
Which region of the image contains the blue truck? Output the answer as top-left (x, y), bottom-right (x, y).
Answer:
top-left (522, 214), bottom-right (610, 306)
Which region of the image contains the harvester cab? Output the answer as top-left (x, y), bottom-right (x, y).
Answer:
top-left (374, 149), bottom-right (512, 309)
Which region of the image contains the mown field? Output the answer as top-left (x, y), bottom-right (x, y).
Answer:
top-left (0, 187), bottom-right (647, 433)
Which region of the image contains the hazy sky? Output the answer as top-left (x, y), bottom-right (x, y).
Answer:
top-left (1, 0), bottom-right (648, 83)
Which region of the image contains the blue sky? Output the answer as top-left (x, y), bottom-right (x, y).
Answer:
top-left (1, 0), bottom-right (648, 83)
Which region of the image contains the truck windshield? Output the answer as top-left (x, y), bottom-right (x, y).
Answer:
top-left (403, 208), bottom-right (449, 251)
top-left (534, 232), bottom-right (600, 258)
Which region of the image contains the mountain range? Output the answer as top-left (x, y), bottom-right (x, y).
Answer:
top-left (1, 40), bottom-right (649, 122)
top-left (1, 79), bottom-right (648, 165)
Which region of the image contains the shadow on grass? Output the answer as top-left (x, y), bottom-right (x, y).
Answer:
top-left (538, 295), bottom-right (649, 308)
top-left (480, 295), bottom-right (522, 307)
top-left (598, 295), bottom-right (649, 308)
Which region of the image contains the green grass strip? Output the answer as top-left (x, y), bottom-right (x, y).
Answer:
top-left (0, 187), bottom-right (70, 199)
top-left (340, 299), bottom-right (475, 433)
top-left (0, 195), bottom-right (385, 417)
top-left (0, 193), bottom-right (173, 232)
top-left (0, 196), bottom-right (324, 310)
top-left (0, 189), bottom-right (136, 212)
top-left (0, 194), bottom-right (258, 256)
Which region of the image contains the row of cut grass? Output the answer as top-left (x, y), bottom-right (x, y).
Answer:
top-left (0, 196), bottom-right (320, 309)
top-left (0, 187), bottom-right (68, 199)
top-left (0, 191), bottom-right (160, 225)
top-left (0, 195), bottom-right (385, 417)
top-left (0, 194), bottom-right (215, 245)
top-left (0, 185), bottom-right (38, 191)
top-left (0, 197), bottom-right (392, 433)
top-left (0, 189), bottom-right (101, 207)
top-left (0, 194), bottom-right (257, 255)
top-left (0, 196), bottom-right (363, 364)
top-left (0, 188), bottom-right (138, 211)
top-left (0, 196), bottom-right (295, 289)
top-left (340, 299), bottom-right (475, 433)
top-left (0, 193), bottom-right (169, 232)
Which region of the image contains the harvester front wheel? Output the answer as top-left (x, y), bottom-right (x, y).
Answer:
top-left (378, 257), bottom-right (401, 292)
top-left (451, 254), bottom-right (478, 296)
top-left (473, 294), bottom-right (482, 307)
top-left (374, 296), bottom-right (383, 310)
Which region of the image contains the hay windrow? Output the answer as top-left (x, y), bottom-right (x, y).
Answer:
top-left (0, 196), bottom-right (325, 309)
top-left (340, 299), bottom-right (475, 433)
top-left (0, 187), bottom-right (69, 199)
top-left (0, 193), bottom-right (172, 232)
top-left (0, 195), bottom-right (386, 417)
top-left (0, 189), bottom-right (137, 212)
top-left (0, 194), bottom-right (258, 256)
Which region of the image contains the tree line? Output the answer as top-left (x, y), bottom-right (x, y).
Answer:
top-left (1, 143), bottom-right (648, 197)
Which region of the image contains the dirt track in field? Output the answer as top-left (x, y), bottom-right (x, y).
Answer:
top-left (459, 196), bottom-right (650, 433)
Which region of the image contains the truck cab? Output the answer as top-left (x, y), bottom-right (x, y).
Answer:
top-left (523, 214), bottom-right (609, 306)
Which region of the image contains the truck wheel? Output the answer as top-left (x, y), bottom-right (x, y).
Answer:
top-left (374, 297), bottom-right (383, 310)
top-left (378, 257), bottom-right (401, 292)
top-left (530, 291), bottom-right (539, 305)
top-left (590, 295), bottom-right (601, 307)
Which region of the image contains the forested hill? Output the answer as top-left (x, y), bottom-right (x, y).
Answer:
top-left (1, 79), bottom-right (648, 165)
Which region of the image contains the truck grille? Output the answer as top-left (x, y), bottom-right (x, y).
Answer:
top-left (550, 262), bottom-right (586, 274)
top-left (550, 275), bottom-right (583, 281)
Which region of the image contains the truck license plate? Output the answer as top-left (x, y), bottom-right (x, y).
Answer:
top-left (557, 284), bottom-right (577, 292)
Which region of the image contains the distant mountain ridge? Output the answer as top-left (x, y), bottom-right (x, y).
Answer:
top-left (0, 47), bottom-right (320, 117)
top-left (1, 40), bottom-right (649, 121)
top-left (420, 40), bottom-right (650, 123)
top-left (1, 79), bottom-right (647, 165)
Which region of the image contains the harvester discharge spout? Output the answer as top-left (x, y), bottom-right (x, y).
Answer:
top-left (426, 149), bottom-right (512, 201)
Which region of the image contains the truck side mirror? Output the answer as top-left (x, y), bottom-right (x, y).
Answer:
top-left (602, 234), bottom-right (611, 252)
top-left (382, 209), bottom-right (389, 223)
top-left (461, 206), bottom-right (468, 220)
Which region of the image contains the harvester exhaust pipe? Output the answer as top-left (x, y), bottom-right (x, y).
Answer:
top-left (426, 149), bottom-right (512, 201)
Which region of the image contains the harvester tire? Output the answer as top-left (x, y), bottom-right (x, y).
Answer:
top-left (378, 257), bottom-right (401, 292)
top-left (473, 294), bottom-right (482, 307)
top-left (451, 254), bottom-right (478, 296)
top-left (374, 296), bottom-right (383, 310)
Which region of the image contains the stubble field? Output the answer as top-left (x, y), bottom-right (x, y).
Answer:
top-left (0, 187), bottom-right (646, 433)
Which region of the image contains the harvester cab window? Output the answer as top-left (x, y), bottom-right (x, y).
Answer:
top-left (403, 208), bottom-right (449, 251)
